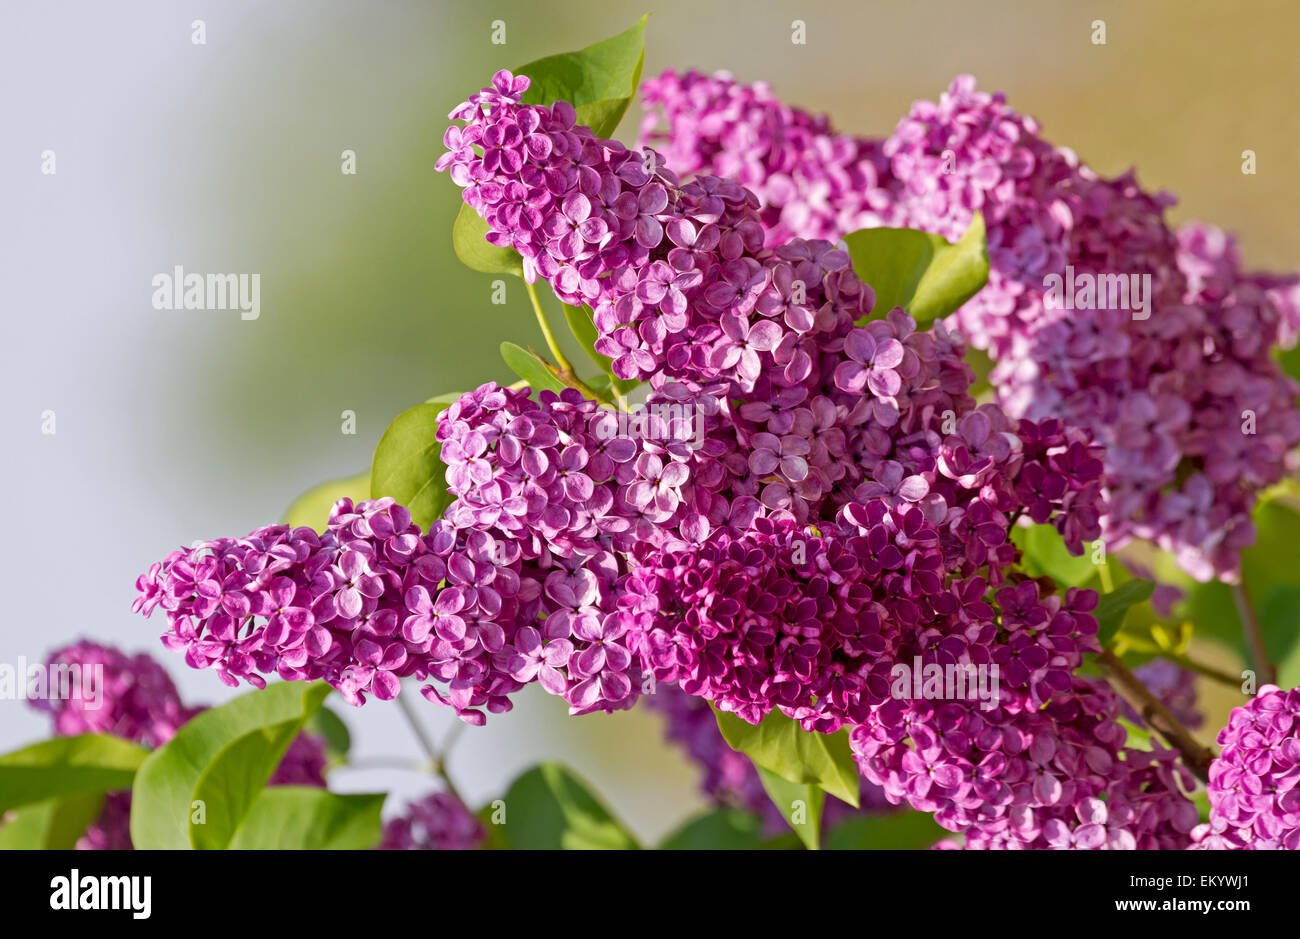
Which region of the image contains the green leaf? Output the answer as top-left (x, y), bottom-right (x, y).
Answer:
top-left (1259, 584), bottom-right (1300, 688)
top-left (824, 810), bottom-right (946, 850)
top-left (130, 682), bottom-right (331, 850)
top-left (1117, 716), bottom-right (1156, 753)
top-left (282, 471), bottom-right (370, 532)
top-left (370, 402), bottom-right (452, 531)
top-left (500, 341), bottom-right (568, 395)
top-left (712, 707), bottom-right (859, 807)
top-left (0, 791), bottom-right (106, 850)
top-left (425, 391), bottom-right (465, 409)
top-left (304, 705), bottom-right (352, 766)
top-left (562, 304), bottom-right (639, 395)
top-left (490, 762), bottom-right (639, 849)
top-left (451, 204), bottom-right (526, 277)
top-left (0, 734), bottom-right (148, 814)
top-left (226, 788), bottom-right (385, 850)
top-left (1096, 579), bottom-right (1156, 646)
top-left (517, 15), bottom-right (649, 138)
top-left (657, 808), bottom-right (764, 850)
top-left (189, 717), bottom-right (305, 850)
top-left (450, 17), bottom-right (648, 277)
top-left (756, 766), bottom-right (823, 850)
top-left (1012, 523), bottom-right (1098, 588)
top-left (844, 213), bottom-right (988, 325)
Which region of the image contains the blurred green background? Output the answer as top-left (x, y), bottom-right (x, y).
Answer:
top-left (4, 0), bottom-right (1296, 840)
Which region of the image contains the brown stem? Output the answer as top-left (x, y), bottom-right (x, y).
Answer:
top-left (1096, 649), bottom-right (1215, 783)
top-left (1231, 581), bottom-right (1276, 686)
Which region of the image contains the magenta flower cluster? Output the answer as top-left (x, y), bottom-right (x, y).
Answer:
top-left (851, 674), bottom-right (1199, 849)
top-left (127, 68), bottom-right (1215, 851)
top-left (639, 69), bottom-right (898, 247)
top-left (1125, 659), bottom-right (1202, 732)
top-left (637, 70), bottom-right (1300, 582)
top-left (30, 639), bottom-right (200, 749)
top-left (1190, 685), bottom-right (1300, 850)
top-left (26, 640), bottom-right (326, 850)
top-left (378, 791), bottom-right (486, 850)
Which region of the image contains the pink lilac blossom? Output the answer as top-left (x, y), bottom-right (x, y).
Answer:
top-left (378, 791), bottom-right (486, 850)
top-left (1123, 659), bottom-right (1202, 732)
top-left (30, 639), bottom-right (198, 748)
top-left (639, 69), bottom-right (899, 246)
top-left (24, 640), bottom-right (327, 850)
top-left (853, 675), bottom-right (1199, 849)
top-left (438, 70), bottom-right (1106, 555)
top-left (1190, 684), bottom-right (1300, 850)
top-left (636, 69), bottom-right (1300, 582)
top-left (127, 70), bottom-right (1201, 850)
top-left (133, 496), bottom-right (532, 724)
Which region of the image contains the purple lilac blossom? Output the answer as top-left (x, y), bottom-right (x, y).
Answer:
top-left (1190, 684), bottom-right (1300, 850)
top-left (1123, 659), bottom-right (1202, 732)
top-left (378, 791), bottom-right (486, 850)
top-left (636, 69), bottom-right (1300, 582)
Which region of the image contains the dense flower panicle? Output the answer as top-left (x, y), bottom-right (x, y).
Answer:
top-left (852, 676), bottom-right (1198, 849)
top-left (30, 640), bottom-right (198, 749)
top-left (878, 82), bottom-right (1300, 581)
top-left (629, 511), bottom-right (924, 732)
top-left (132, 496), bottom-right (535, 724)
top-left (378, 791), bottom-right (486, 850)
top-left (1191, 685), bottom-right (1300, 850)
top-left (440, 71), bottom-right (1108, 558)
top-left (639, 70), bottom-right (899, 245)
top-left (638, 68), bottom-right (1300, 580)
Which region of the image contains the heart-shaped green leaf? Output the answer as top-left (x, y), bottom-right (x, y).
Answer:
top-left (488, 762), bottom-right (639, 850)
top-left (0, 734), bottom-right (148, 814)
top-left (370, 402), bottom-right (453, 531)
top-left (130, 681), bottom-right (330, 849)
top-left (712, 706), bottom-right (859, 807)
top-left (227, 788), bottom-right (385, 850)
top-left (756, 766), bottom-right (823, 850)
top-left (500, 341), bottom-right (568, 395)
top-left (844, 213), bottom-right (988, 325)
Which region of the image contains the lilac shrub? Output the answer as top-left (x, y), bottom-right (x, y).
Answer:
top-left (115, 42), bottom-right (1300, 853)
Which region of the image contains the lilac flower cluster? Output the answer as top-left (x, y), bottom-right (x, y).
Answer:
top-left (1124, 659), bottom-right (1202, 732)
top-left (24, 640), bottom-right (326, 850)
top-left (377, 791), bottom-right (486, 850)
top-left (1191, 685), bottom-right (1300, 850)
top-left (852, 675), bottom-right (1199, 849)
top-left (639, 69), bottom-right (898, 246)
top-left (635, 70), bottom-right (1300, 581)
top-left (126, 68), bottom-right (1209, 851)
top-left (133, 497), bottom-right (530, 723)
top-left (31, 640), bottom-right (199, 748)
